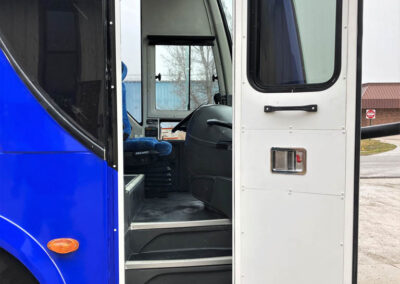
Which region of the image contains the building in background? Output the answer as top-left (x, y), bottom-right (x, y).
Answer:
top-left (361, 83), bottom-right (400, 126)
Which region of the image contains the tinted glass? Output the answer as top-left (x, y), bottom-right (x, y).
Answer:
top-left (248, 0), bottom-right (339, 89)
top-left (0, 0), bottom-right (106, 142)
top-left (155, 45), bottom-right (219, 111)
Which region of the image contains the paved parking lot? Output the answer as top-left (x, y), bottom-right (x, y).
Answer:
top-left (361, 136), bottom-right (400, 178)
top-left (359, 136), bottom-right (400, 283)
top-left (358, 178), bottom-right (400, 283)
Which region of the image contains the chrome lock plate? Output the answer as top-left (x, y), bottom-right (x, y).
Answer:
top-left (271, 148), bottom-right (306, 175)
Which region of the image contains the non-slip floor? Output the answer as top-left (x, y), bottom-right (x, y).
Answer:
top-left (133, 192), bottom-right (225, 223)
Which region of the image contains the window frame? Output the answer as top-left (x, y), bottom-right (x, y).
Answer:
top-left (247, 0), bottom-right (343, 93)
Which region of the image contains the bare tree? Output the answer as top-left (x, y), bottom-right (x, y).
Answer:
top-left (159, 46), bottom-right (190, 109)
top-left (158, 45), bottom-right (217, 110)
top-left (191, 46), bottom-right (216, 108)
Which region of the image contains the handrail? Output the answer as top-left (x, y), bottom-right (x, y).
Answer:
top-left (361, 122), bottom-right (400, 139)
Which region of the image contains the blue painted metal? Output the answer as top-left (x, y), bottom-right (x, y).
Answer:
top-left (0, 216), bottom-right (65, 284)
top-left (0, 48), bottom-right (118, 283)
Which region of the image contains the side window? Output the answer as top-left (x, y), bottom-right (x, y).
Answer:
top-left (248, 0), bottom-right (341, 91)
top-left (155, 45), bottom-right (219, 111)
top-left (0, 0), bottom-right (106, 142)
top-left (121, 0), bottom-right (142, 124)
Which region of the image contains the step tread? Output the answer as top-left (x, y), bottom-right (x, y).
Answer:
top-left (130, 218), bottom-right (231, 230)
top-left (129, 248), bottom-right (232, 261)
top-left (125, 255), bottom-right (232, 270)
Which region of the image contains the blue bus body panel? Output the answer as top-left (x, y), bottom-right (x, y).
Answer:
top-left (0, 215), bottom-right (65, 284)
top-left (0, 50), bottom-right (118, 283)
top-left (0, 52), bottom-right (86, 153)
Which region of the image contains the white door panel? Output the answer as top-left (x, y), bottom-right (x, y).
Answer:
top-left (241, 130), bottom-right (346, 196)
top-left (240, 78), bottom-right (348, 131)
top-left (234, 0), bottom-right (359, 282)
top-left (240, 190), bottom-right (344, 284)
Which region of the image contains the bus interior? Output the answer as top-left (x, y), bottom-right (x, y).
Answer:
top-left (121, 0), bottom-right (233, 282)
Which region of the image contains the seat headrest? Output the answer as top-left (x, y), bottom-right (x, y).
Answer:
top-left (122, 62), bottom-right (128, 81)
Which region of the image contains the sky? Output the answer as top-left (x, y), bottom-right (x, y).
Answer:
top-left (362, 0), bottom-right (400, 83)
top-left (121, 0), bottom-right (141, 81)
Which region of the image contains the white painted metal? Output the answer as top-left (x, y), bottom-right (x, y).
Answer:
top-left (115, 1), bottom-right (125, 283)
top-left (233, 0), bottom-right (359, 283)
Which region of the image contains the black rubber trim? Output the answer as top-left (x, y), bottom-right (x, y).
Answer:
top-left (105, 0), bottom-right (119, 169)
top-left (0, 36), bottom-right (105, 158)
top-left (353, 0), bottom-right (363, 283)
top-left (246, 0), bottom-right (343, 93)
top-left (148, 35), bottom-right (215, 46)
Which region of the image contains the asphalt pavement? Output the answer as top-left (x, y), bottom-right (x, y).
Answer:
top-left (359, 135), bottom-right (400, 283)
top-left (360, 136), bottom-right (400, 178)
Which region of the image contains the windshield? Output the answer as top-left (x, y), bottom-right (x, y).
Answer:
top-left (220, 0), bottom-right (233, 38)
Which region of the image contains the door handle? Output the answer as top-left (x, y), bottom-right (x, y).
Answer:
top-left (264, 104), bottom-right (318, 113)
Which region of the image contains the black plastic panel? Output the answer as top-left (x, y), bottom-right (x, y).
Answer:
top-left (126, 225), bottom-right (232, 258)
top-left (126, 265), bottom-right (232, 284)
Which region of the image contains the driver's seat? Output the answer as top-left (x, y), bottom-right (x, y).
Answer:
top-left (184, 105), bottom-right (232, 218)
top-left (122, 62), bottom-right (172, 156)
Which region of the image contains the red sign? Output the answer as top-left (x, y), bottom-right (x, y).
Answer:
top-left (366, 109), bottom-right (376, 119)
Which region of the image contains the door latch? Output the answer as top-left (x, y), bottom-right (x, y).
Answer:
top-left (271, 148), bottom-right (306, 175)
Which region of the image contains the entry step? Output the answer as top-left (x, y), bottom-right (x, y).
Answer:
top-left (129, 248), bottom-right (232, 262)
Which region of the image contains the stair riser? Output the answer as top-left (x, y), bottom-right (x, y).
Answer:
top-left (126, 225), bottom-right (231, 259)
top-left (126, 264), bottom-right (232, 284)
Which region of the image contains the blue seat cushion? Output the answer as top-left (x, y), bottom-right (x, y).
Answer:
top-left (124, 137), bottom-right (172, 156)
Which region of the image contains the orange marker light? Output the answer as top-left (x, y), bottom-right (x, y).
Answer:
top-left (47, 238), bottom-right (79, 254)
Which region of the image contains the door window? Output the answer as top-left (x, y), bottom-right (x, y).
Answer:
top-left (247, 0), bottom-right (341, 91)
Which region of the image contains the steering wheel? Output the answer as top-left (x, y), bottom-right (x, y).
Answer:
top-left (172, 104), bottom-right (205, 133)
top-left (171, 111), bottom-right (194, 133)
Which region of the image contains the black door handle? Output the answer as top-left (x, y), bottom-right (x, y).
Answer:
top-left (264, 104), bottom-right (318, 113)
